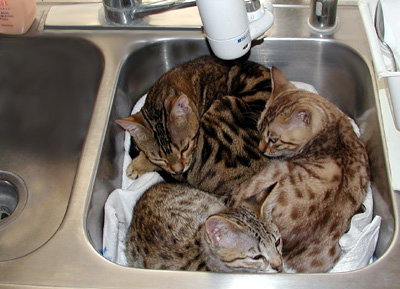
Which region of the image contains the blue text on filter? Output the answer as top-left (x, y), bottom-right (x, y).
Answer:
top-left (237, 32), bottom-right (249, 43)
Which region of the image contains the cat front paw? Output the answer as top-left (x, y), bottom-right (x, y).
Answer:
top-left (126, 152), bottom-right (161, 180)
top-left (126, 162), bottom-right (145, 180)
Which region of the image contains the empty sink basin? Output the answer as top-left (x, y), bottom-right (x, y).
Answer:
top-left (0, 36), bottom-right (104, 260)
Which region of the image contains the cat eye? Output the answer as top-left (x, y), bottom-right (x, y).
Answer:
top-left (181, 143), bottom-right (190, 152)
top-left (180, 143), bottom-right (190, 158)
top-left (275, 238), bottom-right (281, 247)
top-left (151, 158), bottom-right (167, 166)
top-left (269, 137), bottom-right (278, 144)
top-left (253, 255), bottom-right (265, 261)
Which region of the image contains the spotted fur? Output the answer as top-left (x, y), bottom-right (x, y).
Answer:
top-left (231, 67), bottom-right (370, 273)
top-left (125, 182), bottom-right (282, 273)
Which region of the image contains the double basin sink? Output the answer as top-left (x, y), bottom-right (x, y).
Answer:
top-left (0, 2), bottom-right (398, 288)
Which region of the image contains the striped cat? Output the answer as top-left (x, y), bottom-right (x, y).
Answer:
top-left (125, 182), bottom-right (283, 273)
top-left (116, 56), bottom-right (271, 185)
top-left (181, 95), bottom-right (269, 200)
top-left (231, 67), bottom-right (370, 273)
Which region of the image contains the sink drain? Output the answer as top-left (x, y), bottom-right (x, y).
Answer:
top-left (0, 171), bottom-right (27, 226)
top-left (1, 206), bottom-right (12, 220)
top-left (0, 180), bottom-right (18, 221)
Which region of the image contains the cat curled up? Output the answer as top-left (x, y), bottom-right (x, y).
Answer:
top-left (125, 182), bottom-right (283, 273)
top-left (116, 56), bottom-right (271, 189)
top-left (231, 67), bottom-right (370, 273)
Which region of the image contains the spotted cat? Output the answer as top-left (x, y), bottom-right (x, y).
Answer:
top-left (231, 67), bottom-right (370, 273)
top-left (125, 182), bottom-right (283, 273)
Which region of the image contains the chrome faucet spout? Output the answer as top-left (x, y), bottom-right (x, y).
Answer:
top-left (308, 0), bottom-right (338, 33)
top-left (134, 0), bottom-right (196, 18)
top-left (103, 0), bottom-right (197, 25)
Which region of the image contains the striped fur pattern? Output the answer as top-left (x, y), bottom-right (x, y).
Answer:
top-left (182, 95), bottom-right (269, 201)
top-left (231, 67), bottom-right (370, 273)
top-left (125, 182), bottom-right (282, 273)
top-left (116, 56), bottom-right (271, 180)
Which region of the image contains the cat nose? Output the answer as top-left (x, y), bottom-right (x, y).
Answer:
top-left (258, 139), bottom-right (268, 152)
top-left (270, 258), bottom-right (283, 272)
top-left (170, 163), bottom-right (184, 174)
top-left (272, 263), bottom-right (283, 272)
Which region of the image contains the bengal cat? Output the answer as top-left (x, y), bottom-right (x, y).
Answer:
top-left (116, 56), bottom-right (271, 183)
top-left (125, 182), bottom-right (283, 273)
top-left (231, 67), bottom-right (370, 273)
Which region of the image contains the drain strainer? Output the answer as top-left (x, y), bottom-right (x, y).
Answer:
top-left (0, 205), bottom-right (12, 220)
top-left (0, 171), bottom-right (27, 226)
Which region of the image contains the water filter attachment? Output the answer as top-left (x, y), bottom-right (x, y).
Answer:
top-left (196, 0), bottom-right (274, 60)
top-left (0, 0), bottom-right (36, 35)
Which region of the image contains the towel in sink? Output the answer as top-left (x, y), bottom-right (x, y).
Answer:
top-left (102, 172), bottom-right (164, 266)
top-left (102, 82), bottom-right (381, 272)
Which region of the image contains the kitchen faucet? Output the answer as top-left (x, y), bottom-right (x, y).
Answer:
top-left (308, 0), bottom-right (338, 32)
top-left (103, 0), bottom-right (197, 25)
top-left (102, 0), bottom-right (274, 60)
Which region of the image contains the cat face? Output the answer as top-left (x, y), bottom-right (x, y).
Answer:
top-left (257, 67), bottom-right (318, 158)
top-left (258, 107), bottom-right (313, 157)
top-left (117, 95), bottom-right (199, 175)
top-left (204, 214), bottom-right (283, 273)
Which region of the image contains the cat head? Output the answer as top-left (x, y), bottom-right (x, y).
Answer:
top-left (116, 94), bottom-right (200, 175)
top-left (257, 67), bottom-right (325, 158)
top-left (203, 189), bottom-right (283, 273)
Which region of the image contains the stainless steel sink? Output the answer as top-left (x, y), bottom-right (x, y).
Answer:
top-left (0, 36), bottom-right (104, 260)
top-left (0, 2), bottom-right (399, 289)
top-left (88, 36), bottom-right (394, 260)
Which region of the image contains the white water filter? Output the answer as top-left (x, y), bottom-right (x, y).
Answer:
top-left (197, 0), bottom-right (251, 60)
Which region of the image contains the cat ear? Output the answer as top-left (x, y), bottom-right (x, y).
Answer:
top-left (292, 109), bottom-right (311, 126)
top-left (167, 95), bottom-right (199, 142)
top-left (205, 216), bottom-right (244, 249)
top-left (243, 182), bottom-right (277, 217)
top-left (271, 67), bottom-right (296, 98)
top-left (115, 113), bottom-right (149, 140)
top-left (168, 94), bottom-right (193, 124)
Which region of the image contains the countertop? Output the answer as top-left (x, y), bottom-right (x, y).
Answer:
top-left (377, 79), bottom-right (400, 190)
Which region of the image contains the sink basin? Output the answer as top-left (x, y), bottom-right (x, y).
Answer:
top-left (0, 36), bottom-right (104, 260)
top-left (88, 37), bottom-right (393, 264)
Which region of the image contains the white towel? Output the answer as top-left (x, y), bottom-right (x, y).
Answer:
top-left (329, 186), bottom-right (381, 273)
top-left (102, 172), bottom-right (164, 265)
top-left (103, 82), bottom-right (381, 272)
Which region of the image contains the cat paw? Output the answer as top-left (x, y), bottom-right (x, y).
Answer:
top-left (126, 162), bottom-right (146, 180)
top-left (126, 153), bottom-right (161, 179)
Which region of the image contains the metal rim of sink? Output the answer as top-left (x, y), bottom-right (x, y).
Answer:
top-left (0, 171), bottom-right (28, 228)
top-left (0, 2), bottom-right (398, 289)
